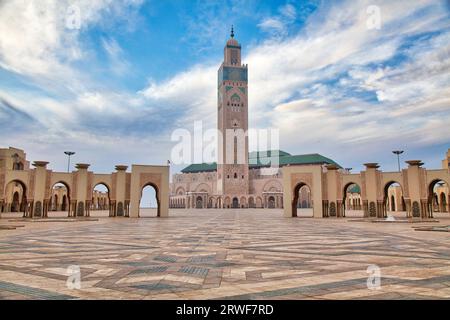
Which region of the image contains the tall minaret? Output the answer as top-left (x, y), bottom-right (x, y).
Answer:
top-left (217, 26), bottom-right (249, 196)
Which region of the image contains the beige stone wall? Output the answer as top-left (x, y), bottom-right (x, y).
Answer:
top-left (170, 167), bottom-right (286, 209)
top-left (0, 148), bottom-right (169, 218)
top-left (281, 155), bottom-right (450, 219)
top-left (0, 147), bottom-right (30, 171)
top-left (282, 164), bottom-right (324, 218)
top-left (129, 165), bottom-right (170, 218)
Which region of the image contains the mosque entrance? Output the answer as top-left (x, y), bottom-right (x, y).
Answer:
top-left (232, 197), bottom-right (239, 208)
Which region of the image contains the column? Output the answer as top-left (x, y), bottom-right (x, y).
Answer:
top-left (404, 160), bottom-right (426, 218)
top-left (74, 163), bottom-right (90, 217)
top-left (30, 161), bottom-right (50, 218)
top-left (363, 163), bottom-right (381, 218)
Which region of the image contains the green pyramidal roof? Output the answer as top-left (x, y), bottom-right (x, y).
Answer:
top-left (348, 184), bottom-right (361, 193)
top-left (180, 150), bottom-right (341, 173)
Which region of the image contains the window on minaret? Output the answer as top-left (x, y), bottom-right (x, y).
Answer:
top-left (231, 50), bottom-right (238, 64)
top-left (234, 173), bottom-right (237, 179)
top-left (234, 136), bottom-right (238, 164)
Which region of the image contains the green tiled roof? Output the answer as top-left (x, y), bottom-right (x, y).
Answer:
top-left (279, 154), bottom-right (341, 167)
top-left (248, 150), bottom-right (291, 159)
top-left (181, 150), bottom-right (341, 173)
top-left (181, 162), bottom-right (217, 173)
top-left (348, 184), bottom-right (361, 193)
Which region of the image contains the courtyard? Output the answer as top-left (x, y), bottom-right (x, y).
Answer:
top-left (0, 209), bottom-right (449, 299)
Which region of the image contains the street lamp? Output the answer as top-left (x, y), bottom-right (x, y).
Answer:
top-left (64, 151), bottom-right (75, 173)
top-left (392, 150), bottom-right (404, 172)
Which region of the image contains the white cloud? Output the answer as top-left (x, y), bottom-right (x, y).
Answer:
top-left (279, 4), bottom-right (297, 20)
top-left (101, 37), bottom-right (130, 75)
top-left (258, 18), bottom-right (287, 37)
top-left (257, 2), bottom-right (298, 38)
top-left (0, 0), bottom-right (141, 85)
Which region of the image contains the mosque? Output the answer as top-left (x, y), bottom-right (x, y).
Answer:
top-left (169, 29), bottom-right (345, 210)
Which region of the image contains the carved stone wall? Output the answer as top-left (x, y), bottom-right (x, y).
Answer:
top-left (140, 173), bottom-right (162, 190)
top-left (290, 173), bottom-right (313, 193)
top-left (28, 171), bottom-right (35, 200)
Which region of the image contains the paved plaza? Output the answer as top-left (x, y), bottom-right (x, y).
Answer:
top-left (0, 209), bottom-right (449, 300)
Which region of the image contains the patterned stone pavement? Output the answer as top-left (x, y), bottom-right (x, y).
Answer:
top-left (0, 209), bottom-right (449, 300)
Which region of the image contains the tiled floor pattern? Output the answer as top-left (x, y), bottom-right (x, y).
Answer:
top-left (0, 209), bottom-right (449, 299)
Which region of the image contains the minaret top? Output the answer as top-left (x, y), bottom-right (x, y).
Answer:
top-left (226, 25), bottom-right (240, 47)
top-left (223, 26), bottom-right (243, 66)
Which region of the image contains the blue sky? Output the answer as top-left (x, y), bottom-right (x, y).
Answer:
top-left (0, 0), bottom-right (449, 176)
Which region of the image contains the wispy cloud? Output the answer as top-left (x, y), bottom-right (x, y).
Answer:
top-left (101, 37), bottom-right (131, 76)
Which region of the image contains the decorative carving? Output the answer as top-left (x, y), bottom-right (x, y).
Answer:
top-left (369, 202), bottom-right (376, 217)
top-left (44, 170), bottom-right (52, 199)
top-left (117, 202), bottom-right (124, 216)
top-left (77, 202), bottom-right (84, 217)
top-left (262, 179), bottom-right (282, 193)
top-left (87, 172), bottom-right (93, 200)
top-left (412, 201), bottom-right (420, 217)
top-left (34, 201), bottom-right (42, 217)
top-left (140, 173), bottom-right (161, 190)
top-left (291, 173), bottom-right (313, 191)
top-left (28, 171), bottom-right (35, 199)
top-left (329, 202), bottom-right (336, 217)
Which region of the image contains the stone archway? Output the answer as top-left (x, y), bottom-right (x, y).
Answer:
top-left (139, 183), bottom-right (160, 217)
top-left (383, 181), bottom-right (405, 218)
top-left (50, 181), bottom-right (71, 217)
top-left (428, 179), bottom-right (449, 217)
top-left (129, 165), bottom-right (169, 218)
top-left (196, 196), bottom-right (203, 209)
top-left (232, 197), bottom-right (239, 208)
top-left (256, 197), bottom-right (262, 208)
top-left (12, 191), bottom-right (20, 212)
top-left (90, 183), bottom-right (111, 217)
top-left (292, 182), bottom-right (313, 217)
top-left (268, 196), bottom-right (275, 208)
top-left (248, 197), bottom-right (255, 208)
top-left (342, 182), bottom-right (362, 217)
top-left (240, 196), bottom-right (246, 208)
top-left (4, 179), bottom-right (28, 216)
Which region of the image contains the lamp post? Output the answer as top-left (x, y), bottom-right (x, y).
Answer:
top-left (64, 151), bottom-right (75, 173)
top-left (392, 150), bottom-right (404, 172)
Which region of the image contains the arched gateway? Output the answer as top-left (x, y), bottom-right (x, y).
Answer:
top-left (282, 158), bottom-right (450, 219)
top-left (0, 156), bottom-right (170, 218)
